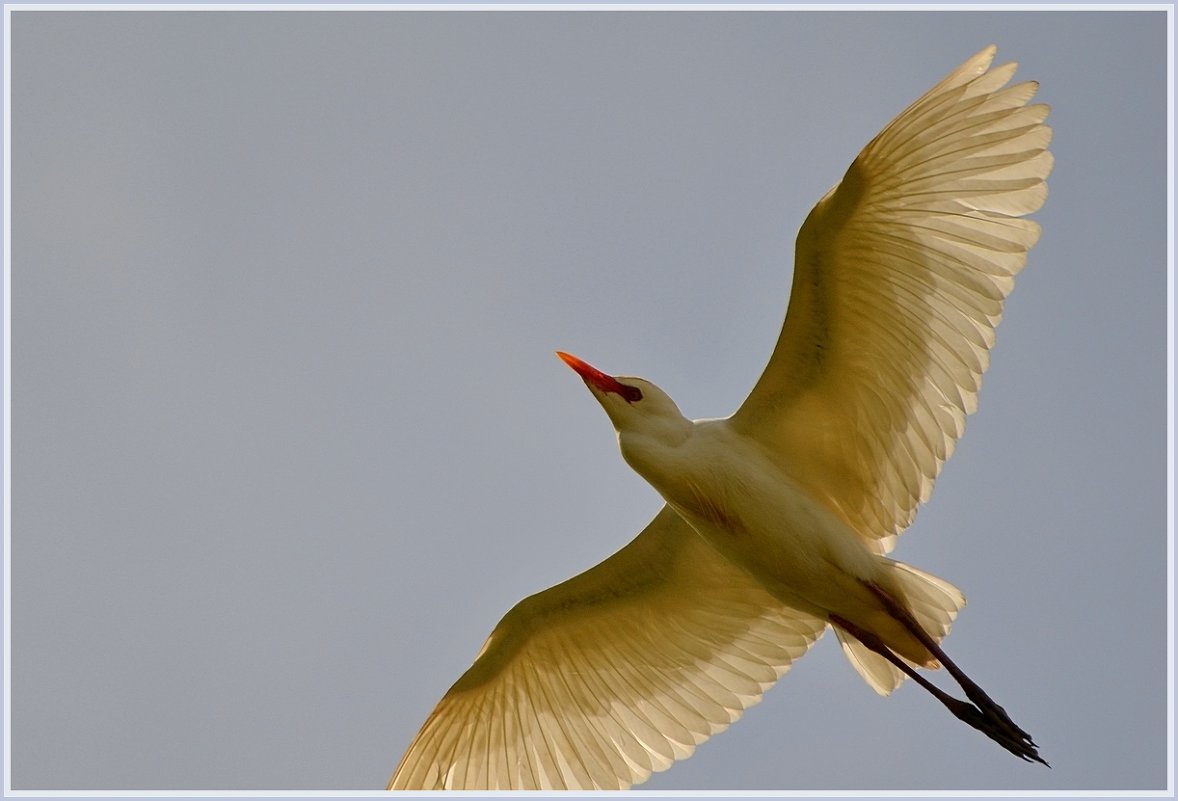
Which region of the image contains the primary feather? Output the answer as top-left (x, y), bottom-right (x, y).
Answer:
top-left (732, 45), bottom-right (1052, 553)
top-left (389, 510), bottom-right (826, 789)
top-left (388, 46), bottom-right (1051, 789)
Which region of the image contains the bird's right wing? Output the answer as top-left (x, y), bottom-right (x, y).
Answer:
top-left (388, 506), bottom-right (827, 790)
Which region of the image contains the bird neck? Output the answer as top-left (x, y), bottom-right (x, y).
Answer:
top-left (616, 415), bottom-right (693, 483)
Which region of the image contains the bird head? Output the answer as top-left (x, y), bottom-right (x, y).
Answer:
top-left (555, 351), bottom-right (686, 436)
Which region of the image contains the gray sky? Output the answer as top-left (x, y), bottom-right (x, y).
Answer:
top-left (6, 6), bottom-right (1170, 795)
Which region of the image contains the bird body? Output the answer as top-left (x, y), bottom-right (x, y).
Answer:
top-left (575, 364), bottom-right (949, 672)
top-left (388, 45), bottom-right (1052, 790)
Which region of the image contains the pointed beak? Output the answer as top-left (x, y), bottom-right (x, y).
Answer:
top-left (556, 351), bottom-right (630, 397)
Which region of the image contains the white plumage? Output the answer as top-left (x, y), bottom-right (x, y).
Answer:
top-left (388, 45), bottom-right (1053, 790)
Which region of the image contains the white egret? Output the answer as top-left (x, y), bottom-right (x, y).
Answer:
top-left (388, 45), bottom-right (1052, 790)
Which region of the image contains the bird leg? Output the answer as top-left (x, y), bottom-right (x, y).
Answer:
top-left (862, 580), bottom-right (1044, 762)
top-left (829, 611), bottom-right (1047, 767)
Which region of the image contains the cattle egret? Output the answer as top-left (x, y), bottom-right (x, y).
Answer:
top-left (388, 45), bottom-right (1052, 790)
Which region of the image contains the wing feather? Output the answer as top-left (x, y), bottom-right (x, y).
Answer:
top-left (730, 46), bottom-right (1052, 548)
top-left (388, 507), bottom-right (827, 790)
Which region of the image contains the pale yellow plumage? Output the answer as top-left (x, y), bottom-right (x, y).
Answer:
top-left (732, 45), bottom-right (1052, 554)
top-left (390, 509), bottom-right (827, 790)
top-left (389, 46), bottom-right (1052, 790)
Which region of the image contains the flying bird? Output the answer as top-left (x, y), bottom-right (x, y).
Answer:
top-left (388, 45), bottom-right (1053, 790)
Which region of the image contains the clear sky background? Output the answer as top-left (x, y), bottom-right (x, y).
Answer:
top-left (6, 6), bottom-right (1170, 795)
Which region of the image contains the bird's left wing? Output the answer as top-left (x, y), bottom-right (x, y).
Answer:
top-left (729, 46), bottom-right (1052, 552)
top-left (388, 506), bottom-right (827, 790)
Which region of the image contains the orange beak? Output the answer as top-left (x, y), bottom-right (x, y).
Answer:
top-left (556, 351), bottom-right (638, 402)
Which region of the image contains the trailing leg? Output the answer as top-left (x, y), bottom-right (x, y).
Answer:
top-left (829, 613), bottom-right (1047, 766)
top-left (864, 580), bottom-right (1043, 759)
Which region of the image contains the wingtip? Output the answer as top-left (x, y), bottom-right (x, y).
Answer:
top-left (972, 43), bottom-right (999, 71)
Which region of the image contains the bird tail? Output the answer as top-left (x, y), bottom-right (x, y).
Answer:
top-left (835, 560), bottom-right (965, 695)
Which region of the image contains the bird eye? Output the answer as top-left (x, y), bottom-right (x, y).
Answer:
top-left (620, 385), bottom-right (643, 404)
